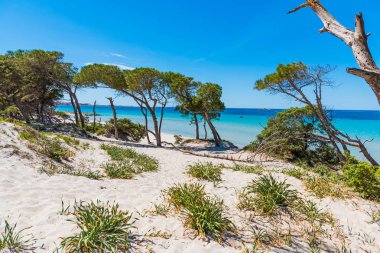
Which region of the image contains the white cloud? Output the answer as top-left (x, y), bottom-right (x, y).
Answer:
top-left (110, 53), bottom-right (126, 58)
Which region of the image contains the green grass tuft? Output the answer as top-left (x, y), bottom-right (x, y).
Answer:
top-left (61, 200), bottom-right (135, 253)
top-left (101, 144), bottom-right (158, 179)
top-left (0, 220), bottom-right (36, 252)
top-left (227, 163), bottom-right (266, 174)
top-left (304, 176), bottom-right (345, 199)
top-left (186, 162), bottom-right (222, 182)
top-left (239, 174), bottom-right (298, 215)
top-left (166, 183), bottom-right (234, 241)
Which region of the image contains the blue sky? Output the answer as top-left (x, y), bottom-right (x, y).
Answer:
top-left (1, 0), bottom-right (380, 110)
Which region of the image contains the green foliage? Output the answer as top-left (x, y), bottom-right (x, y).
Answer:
top-left (282, 168), bottom-right (305, 179)
top-left (0, 50), bottom-right (68, 122)
top-left (106, 118), bottom-right (145, 141)
top-left (61, 200), bottom-right (134, 253)
top-left (101, 144), bottom-right (158, 179)
top-left (18, 126), bottom-right (74, 161)
top-left (239, 174), bottom-right (298, 215)
top-left (195, 83), bottom-right (225, 114)
top-left (55, 133), bottom-right (80, 147)
top-left (0, 220), bottom-right (36, 252)
top-left (227, 163), bottom-right (266, 174)
top-left (173, 134), bottom-right (183, 144)
top-left (304, 176), bottom-right (345, 199)
top-left (343, 156), bottom-right (380, 201)
top-left (245, 107), bottom-right (339, 166)
top-left (166, 183), bottom-right (234, 240)
top-left (186, 162), bottom-right (222, 182)
top-left (255, 62), bottom-right (307, 91)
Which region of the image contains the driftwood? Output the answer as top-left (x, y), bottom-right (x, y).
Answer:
top-left (289, 0), bottom-right (380, 104)
top-left (162, 141), bottom-right (275, 164)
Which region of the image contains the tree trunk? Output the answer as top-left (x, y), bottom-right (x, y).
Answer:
top-left (92, 100), bottom-right (97, 133)
top-left (193, 113), bottom-right (200, 140)
top-left (72, 93), bottom-right (85, 128)
top-left (69, 92), bottom-right (79, 125)
top-left (203, 120), bottom-right (208, 140)
top-left (204, 113), bottom-right (222, 147)
top-left (289, 0), bottom-right (380, 104)
top-left (151, 110), bottom-right (161, 147)
top-left (107, 97), bottom-right (118, 139)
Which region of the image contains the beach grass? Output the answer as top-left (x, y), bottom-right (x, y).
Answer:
top-left (238, 174), bottom-right (298, 215)
top-left (0, 220), bottom-right (36, 252)
top-left (227, 163), bottom-right (266, 175)
top-left (186, 162), bottom-right (222, 182)
top-left (101, 144), bottom-right (158, 179)
top-left (166, 183), bottom-right (234, 240)
top-left (61, 200), bottom-right (134, 253)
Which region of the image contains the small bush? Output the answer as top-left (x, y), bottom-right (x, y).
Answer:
top-left (239, 174), bottom-right (298, 215)
top-left (55, 134), bottom-right (80, 147)
top-left (174, 134), bottom-right (183, 144)
top-left (61, 200), bottom-right (134, 253)
top-left (106, 118), bottom-right (145, 142)
top-left (38, 138), bottom-right (74, 161)
top-left (228, 163), bottom-right (266, 174)
top-left (343, 159), bottom-right (380, 201)
top-left (0, 220), bottom-right (36, 252)
top-left (166, 183), bottom-right (234, 240)
top-left (186, 162), bottom-right (222, 182)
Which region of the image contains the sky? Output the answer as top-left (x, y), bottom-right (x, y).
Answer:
top-left (1, 0), bottom-right (380, 110)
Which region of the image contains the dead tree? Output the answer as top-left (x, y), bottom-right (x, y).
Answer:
top-left (289, 0), bottom-right (380, 104)
top-left (106, 97), bottom-right (118, 139)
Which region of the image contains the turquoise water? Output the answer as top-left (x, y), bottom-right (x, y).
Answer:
top-left (57, 105), bottom-right (380, 162)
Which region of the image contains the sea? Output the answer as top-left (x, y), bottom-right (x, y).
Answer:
top-left (57, 105), bottom-right (380, 162)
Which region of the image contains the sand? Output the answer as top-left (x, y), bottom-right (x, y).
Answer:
top-left (0, 121), bottom-right (379, 252)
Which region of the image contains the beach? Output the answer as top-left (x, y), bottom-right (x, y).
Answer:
top-left (1, 120), bottom-right (379, 252)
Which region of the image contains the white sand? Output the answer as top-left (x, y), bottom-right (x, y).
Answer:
top-left (0, 121), bottom-right (379, 252)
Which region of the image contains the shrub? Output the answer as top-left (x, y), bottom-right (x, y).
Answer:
top-left (343, 159), bottom-right (380, 201)
top-left (244, 107), bottom-right (340, 167)
top-left (239, 174), bottom-right (298, 215)
top-left (38, 138), bottom-right (74, 161)
top-left (61, 201), bottom-right (134, 253)
top-left (105, 119), bottom-right (145, 142)
top-left (186, 162), bottom-right (222, 182)
top-left (55, 134), bottom-right (80, 147)
top-left (0, 220), bottom-right (36, 252)
top-left (282, 168), bottom-right (305, 179)
top-left (174, 134), bottom-right (183, 144)
top-left (166, 183), bottom-right (234, 240)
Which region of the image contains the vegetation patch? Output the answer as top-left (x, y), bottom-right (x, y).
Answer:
top-left (227, 163), bottom-right (266, 174)
top-left (304, 176), bottom-right (345, 199)
top-left (186, 162), bottom-right (222, 182)
top-left (101, 144), bottom-right (158, 179)
top-left (342, 156), bottom-right (380, 201)
top-left (238, 174), bottom-right (298, 215)
top-left (61, 200), bottom-right (135, 253)
top-left (281, 167), bottom-right (306, 179)
top-left (166, 183), bottom-right (234, 241)
top-left (39, 162), bottom-right (102, 180)
top-left (0, 220), bottom-right (37, 252)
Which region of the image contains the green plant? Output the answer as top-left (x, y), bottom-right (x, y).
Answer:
top-left (186, 162), bottom-right (222, 182)
top-left (282, 167), bottom-right (306, 179)
top-left (150, 203), bottom-right (170, 216)
top-left (61, 200), bottom-right (135, 253)
top-left (101, 144), bottom-right (158, 179)
top-left (343, 158), bottom-right (380, 201)
top-left (106, 118), bottom-right (145, 142)
top-left (166, 183), bottom-right (206, 210)
top-left (239, 174), bottom-right (298, 215)
top-left (55, 134), bottom-right (80, 147)
top-left (103, 161), bottom-right (134, 179)
top-left (297, 200), bottom-right (333, 224)
top-left (0, 220), bottom-right (36, 252)
top-left (304, 176), bottom-right (345, 199)
top-left (228, 163), bottom-right (266, 174)
top-left (166, 183), bottom-right (234, 241)
top-left (173, 134), bottom-right (183, 144)
top-left (38, 137), bottom-right (74, 161)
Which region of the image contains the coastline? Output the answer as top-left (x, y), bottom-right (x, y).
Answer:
top-left (1, 120), bottom-right (380, 252)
